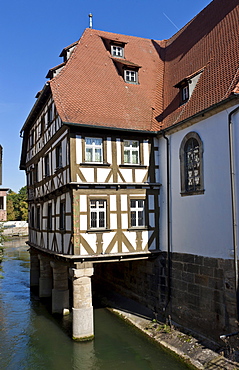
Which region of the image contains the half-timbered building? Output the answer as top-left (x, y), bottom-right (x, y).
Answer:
top-left (20, 0), bottom-right (239, 344)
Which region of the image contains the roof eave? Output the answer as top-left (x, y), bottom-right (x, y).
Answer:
top-left (63, 121), bottom-right (157, 134)
top-left (159, 94), bottom-right (239, 135)
top-left (20, 83), bottom-right (51, 134)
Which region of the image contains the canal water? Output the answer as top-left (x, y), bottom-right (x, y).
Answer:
top-left (0, 239), bottom-right (191, 370)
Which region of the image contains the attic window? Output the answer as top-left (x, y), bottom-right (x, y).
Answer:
top-left (124, 70), bottom-right (138, 84)
top-left (111, 45), bottom-right (124, 58)
top-left (182, 84), bottom-right (189, 102)
top-left (175, 69), bottom-right (204, 105)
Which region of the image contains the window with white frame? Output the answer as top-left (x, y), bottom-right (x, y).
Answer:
top-left (111, 45), bottom-right (124, 58)
top-left (124, 70), bottom-right (137, 83)
top-left (124, 140), bottom-right (140, 164)
top-left (130, 199), bottom-right (145, 227)
top-left (90, 200), bottom-right (106, 229)
top-left (182, 85), bottom-right (189, 102)
top-left (85, 137), bottom-right (103, 162)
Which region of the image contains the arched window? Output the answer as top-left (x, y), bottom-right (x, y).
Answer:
top-left (179, 132), bottom-right (204, 195)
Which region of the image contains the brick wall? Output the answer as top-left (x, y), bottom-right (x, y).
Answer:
top-left (93, 252), bottom-right (238, 342)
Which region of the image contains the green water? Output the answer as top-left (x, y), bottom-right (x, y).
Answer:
top-left (0, 239), bottom-right (191, 370)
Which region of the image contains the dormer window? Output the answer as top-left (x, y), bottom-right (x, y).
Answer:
top-left (175, 69), bottom-right (204, 106)
top-left (182, 84), bottom-right (189, 102)
top-left (124, 70), bottom-right (138, 84)
top-left (111, 45), bottom-right (124, 58)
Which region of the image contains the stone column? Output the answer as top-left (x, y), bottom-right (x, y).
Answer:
top-left (29, 248), bottom-right (40, 290)
top-left (50, 261), bottom-right (69, 314)
top-left (69, 263), bottom-right (94, 341)
top-left (38, 255), bottom-right (52, 297)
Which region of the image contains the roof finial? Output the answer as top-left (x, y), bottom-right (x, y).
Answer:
top-left (89, 13), bottom-right (93, 29)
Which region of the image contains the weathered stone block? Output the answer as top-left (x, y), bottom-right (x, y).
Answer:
top-left (195, 274), bottom-right (209, 286)
top-left (199, 265), bottom-right (214, 277)
top-left (182, 254), bottom-right (195, 264)
top-left (194, 255), bottom-right (204, 265)
top-left (72, 307), bottom-right (94, 341)
top-left (187, 283), bottom-right (200, 295)
top-left (172, 261), bottom-right (183, 271)
top-left (203, 257), bottom-right (218, 268)
top-left (213, 268), bottom-right (224, 279)
top-left (181, 271), bottom-right (194, 283)
top-left (185, 263), bottom-right (199, 274)
top-left (208, 278), bottom-right (223, 290)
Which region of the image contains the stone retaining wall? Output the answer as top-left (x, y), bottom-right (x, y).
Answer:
top-left (93, 252), bottom-right (238, 342)
top-left (3, 226), bottom-right (28, 237)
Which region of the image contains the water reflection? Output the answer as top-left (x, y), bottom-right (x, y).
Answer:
top-left (0, 239), bottom-right (190, 370)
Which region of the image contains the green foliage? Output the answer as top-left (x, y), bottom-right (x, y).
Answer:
top-left (0, 223), bottom-right (8, 262)
top-left (7, 186), bottom-right (28, 221)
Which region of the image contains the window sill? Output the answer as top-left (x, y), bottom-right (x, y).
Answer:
top-left (124, 81), bottom-right (139, 85)
top-left (181, 189), bottom-right (205, 197)
top-left (80, 162), bottom-right (111, 167)
top-left (127, 227), bottom-right (149, 231)
top-left (87, 228), bottom-right (112, 233)
top-left (119, 164), bottom-right (147, 168)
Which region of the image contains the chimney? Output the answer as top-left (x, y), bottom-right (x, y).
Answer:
top-left (89, 13), bottom-right (93, 28)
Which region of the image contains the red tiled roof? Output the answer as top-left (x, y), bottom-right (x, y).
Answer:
top-left (161, 0), bottom-right (239, 129)
top-left (47, 0), bottom-right (238, 133)
top-left (50, 30), bottom-right (164, 132)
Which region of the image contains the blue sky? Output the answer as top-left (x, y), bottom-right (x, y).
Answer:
top-left (0, 0), bottom-right (211, 192)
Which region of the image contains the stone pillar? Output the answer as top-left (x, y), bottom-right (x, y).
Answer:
top-left (38, 255), bottom-right (52, 297)
top-left (50, 261), bottom-right (69, 314)
top-left (29, 248), bottom-right (40, 290)
top-left (70, 263), bottom-right (94, 341)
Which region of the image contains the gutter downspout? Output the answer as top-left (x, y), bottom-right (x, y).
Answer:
top-left (228, 105), bottom-right (239, 321)
top-left (162, 132), bottom-right (171, 312)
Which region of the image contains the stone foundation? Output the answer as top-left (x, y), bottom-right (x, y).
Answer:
top-left (93, 252), bottom-right (238, 342)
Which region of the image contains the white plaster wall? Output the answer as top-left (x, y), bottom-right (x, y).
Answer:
top-left (110, 195), bottom-right (117, 211)
top-left (116, 138), bottom-right (121, 165)
top-left (159, 107), bottom-right (239, 259)
top-left (66, 193), bottom-right (71, 213)
top-left (75, 135), bottom-right (82, 164)
top-left (135, 169), bottom-right (147, 183)
top-left (121, 195), bottom-right (128, 211)
top-left (120, 168), bottom-right (132, 182)
top-left (148, 195), bottom-right (155, 210)
top-left (143, 140), bottom-right (149, 166)
top-left (62, 137), bottom-right (68, 167)
top-left (110, 213), bottom-right (117, 228)
top-left (97, 168), bottom-right (111, 182)
top-left (81, 168), bottom-right (94, 182)
top-left (107, 137), bottom-right (112, 164)
top-left (149, 213), bottom-right (155, 228)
